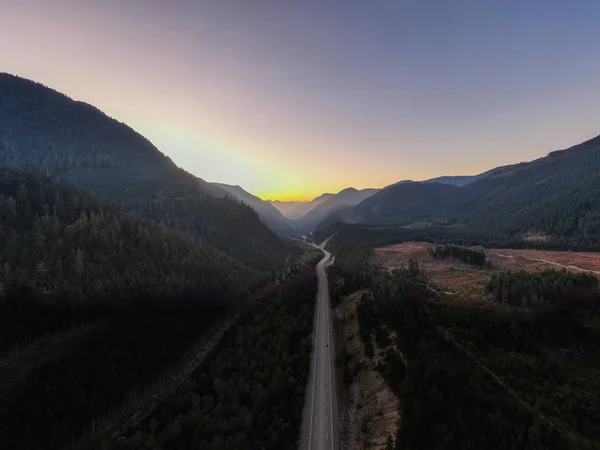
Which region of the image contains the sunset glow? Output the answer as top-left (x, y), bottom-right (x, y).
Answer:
top-left (3, 0), bottom-right (600, 200)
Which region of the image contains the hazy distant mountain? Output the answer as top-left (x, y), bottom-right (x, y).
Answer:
top-left (212, 183), bottom-right (295, 236)
top-left (345, 134), bottom-right (600, 247)
top-left (296, 187), bottom-right (379, 229)
top-left (272, 193), bottom-right (334, 219)
top-left (269, 200), bottom-right (307, 217)
top-left (0, 73), bottom-right (285, 270)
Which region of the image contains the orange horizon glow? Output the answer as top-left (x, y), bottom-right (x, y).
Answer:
top-left (254, 180), bottom-right (387, 203)
top-left (257, 191), bottom-right (328, 203)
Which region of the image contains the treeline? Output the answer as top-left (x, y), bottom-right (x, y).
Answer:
top-left (112, 267), bottom-right (318, 450)
top-left (427, 244), bottom-right (487, 266)
top-left (321, 223), bottom-right (522, 254)
top-left (318, 220), bottom-right (600, 253)
top-left (486, 269), bottom-right (599, 307)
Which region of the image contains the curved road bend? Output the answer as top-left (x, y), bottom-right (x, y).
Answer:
top-left (302, 245), bottom-right (339, 450)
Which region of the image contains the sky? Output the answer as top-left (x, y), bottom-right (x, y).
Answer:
top-left (2, 0), bottom-right (600, 201)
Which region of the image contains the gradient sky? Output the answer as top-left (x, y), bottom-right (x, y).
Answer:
top-left (2, 0), bottom-right (600, 201)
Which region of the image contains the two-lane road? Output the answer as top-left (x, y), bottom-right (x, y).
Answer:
top-left (303, 245), bottom-right (338, 450)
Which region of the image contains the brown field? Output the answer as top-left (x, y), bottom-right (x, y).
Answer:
top-left (374, 242), bottom-right (600, 303)
top-left (488, 248), bottom-right (600, 275)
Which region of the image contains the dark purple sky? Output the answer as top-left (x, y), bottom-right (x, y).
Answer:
top-left (2, 0), bottom-right (600, 200)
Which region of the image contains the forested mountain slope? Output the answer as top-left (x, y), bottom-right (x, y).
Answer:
top-left (350, 135), bottom-right (600, 247)
top-left (212, 183), bottom-right (295, 236)
top-left (0, 73), bottom-right (285, 270)
top-left (0, 74), bottom-right (193, 198)
top-left (0, 167), bottom-right (266, 302)
top-left (353, 182), bottom-right (461, 224)
top-left (312, 205), bottom-right (355, 237)
top-left (458, 136), bottom-right (600, 238)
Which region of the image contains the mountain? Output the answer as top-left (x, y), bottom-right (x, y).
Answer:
top-left (346, 134), bottom-right (600, 248)
top-left (0, 73), bottom-right (285, 271)
top-left (212, 183), bottom-right (295, 236)
top-left (296, 187), bottom-right (379, 230)
top-left (272, 193), bottom-right (335, 219)
top-left (269, 200), bottom-right (307, 218)
top-left (352, 182), bottom-right (460, 224)
top-left (312, 204), bottom-right (355, 237)
top-left (0, 167), bottom-right (265, 302)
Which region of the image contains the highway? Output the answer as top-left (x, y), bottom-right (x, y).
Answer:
top-left (301, 244), bottom-right (339, 450)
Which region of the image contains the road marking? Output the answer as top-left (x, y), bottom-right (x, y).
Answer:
top-left (306, 247), bottom-right (337, 450)
top-left (307, 260), bottom-right (322, 450)
top-left (325, 260), bottom-right (335, 450)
